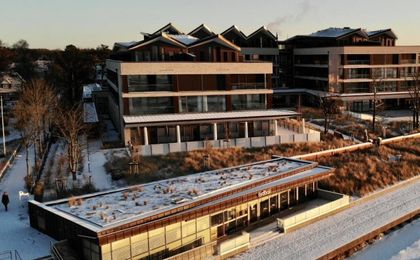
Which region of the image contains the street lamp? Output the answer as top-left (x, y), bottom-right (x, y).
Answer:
top-left (0, 94), bottom-right (5, 156)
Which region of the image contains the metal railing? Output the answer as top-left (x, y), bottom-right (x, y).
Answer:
top-left (0, 250), bottom-right (22, 260)
top-left (346, 60), bottom-right (370, 65)
top-left (231, 82), bottom-right (266, 90)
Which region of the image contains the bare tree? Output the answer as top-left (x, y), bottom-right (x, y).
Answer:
top-left (14, 107), bottom-right (35, 178)
top-left (370, 74), bottom-right (385, 132)
top-left (56, 104), bottom-right (90, 180)
top-left (13, 79), bottom-right (57, 177)
top-left (320, 95), bottom-right (339, 134)
top-left (406, 70), bottom-right (420, 129)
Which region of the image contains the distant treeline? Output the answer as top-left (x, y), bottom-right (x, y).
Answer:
top-left (0, 39), bottom-right (111, 105)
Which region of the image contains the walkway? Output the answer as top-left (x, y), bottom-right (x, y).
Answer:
top-left (82, 138), bottom-right (120, 191)
top-left (235, 178), bottom-right (420, 260)
top-left (307, 121), bottom-right (363, 143)
top-left (0, 149), bottom-right (54, 259)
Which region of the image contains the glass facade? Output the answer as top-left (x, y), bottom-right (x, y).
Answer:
top-left (232, 94), bottom-right (266, 111)
top-left (129, 97), bottom-right (174, 115)
top-left (100, 182), bottom-right (317, 260)
top-left (179, 96), bottom-right (226, 113)
top-left (372, 68), bottom-right (397, 79)
top-left (128, 75), bottom-right (173, 92)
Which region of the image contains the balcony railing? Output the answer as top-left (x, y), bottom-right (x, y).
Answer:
top-left (231, 82), bottom-right (266, 90)
top-left (346, 60), bottom-right (370, 65)
top-left (400, 59), bottom-right (417, 64)
top-left (347, 74), bottom-right (370, 79)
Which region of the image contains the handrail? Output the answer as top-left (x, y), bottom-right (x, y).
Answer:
top-left (0, 250), bottom-right (21, 260)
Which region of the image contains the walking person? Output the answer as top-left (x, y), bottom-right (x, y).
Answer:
top-left (2, 192), bottom-right (9, 211)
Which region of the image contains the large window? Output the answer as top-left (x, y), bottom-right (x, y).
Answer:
top-left (129, 97), bottom-right (174, 115)
top-left (232, 94), bottom-right (266, 111)
top-left (372, 68), bottom-right (397, 79)
top-left (128, 75), bottom-right (173, 92)
top-left (346, 68), bottom-right (370, 79)
top-left (179, 96), bottom-right (226, 113)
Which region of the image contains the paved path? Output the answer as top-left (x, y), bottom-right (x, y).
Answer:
top-left (0, 149), bottom-right (54, 259)
top-left (235, 178), bottom-right (420, 260)
top-left (307, 121), bottom-right (364, 143)
top-left (82, 138), bottom-right (119, 191)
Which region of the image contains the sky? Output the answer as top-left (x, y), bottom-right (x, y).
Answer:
top-left (1, 0), bottom-right (420, 49)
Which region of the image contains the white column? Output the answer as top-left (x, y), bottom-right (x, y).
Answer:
top-left (202, 96), bottom-right (208, 112)
top-left (176, 125), bottom-right (181, 143)
top-left (274, 119), bottom-right (278, 136)
top-left (244, 122), bottom-right (249, 138)
top-left (302, 118), bottom-right (306, 134)
top-left (296, 187), bottom-right (299, 201)
top-left (213, 123), bottom-right (217, 140)
top-left (264, 74), bottom-right (267, 89)
top-left (143, 127), bottom-right (149, 146)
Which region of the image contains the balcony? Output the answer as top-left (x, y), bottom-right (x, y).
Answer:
top-left (346, 60), bottom-right (370, 65)
top-left (106, 60), bottom-right (273, 76)
top-left (231, 82), bottom-right (266, 90)
top-left (400, 59), bottom-right (417, 64)
top-left (347, 74), bottom-right (370, 79)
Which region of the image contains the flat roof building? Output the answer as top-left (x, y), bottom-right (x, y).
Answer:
top-left (29, 157), bottom-right (339, 259)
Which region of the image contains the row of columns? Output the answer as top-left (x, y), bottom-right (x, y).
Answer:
top-left (141, 119), bottom-right (293, 145)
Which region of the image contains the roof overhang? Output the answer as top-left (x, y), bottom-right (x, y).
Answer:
top-left (123, 109), bottom-right (300, 127)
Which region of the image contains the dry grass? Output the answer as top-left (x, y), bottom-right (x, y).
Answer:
top-left (319, 139), bottom-right (420, 196)
top-left (106, 138), bottom-right (352, 185)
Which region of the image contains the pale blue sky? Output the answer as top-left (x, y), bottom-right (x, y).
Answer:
top-left (1, 0), bottom-right (420, 49)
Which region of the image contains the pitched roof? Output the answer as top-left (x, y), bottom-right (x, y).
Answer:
top-left (188, 34), bottom-right (241, 51)
top-left (221, 25), bottom-right (248, 39)
top-left (168, 34), bottom-right (199, 45)
top-left (128, 33), bottom-right (187, 50)
top-left (367, 29), bottom-right (398, 39)
top-left (151, 22), bottom-right (183, 35)
top-left (247, 26), bottom-right (278, 40)
top-left (309, 27), bottom-right (367, 39)
top-left (188, 24), bottom-right (215, 38)
top-left (114, 41), bottom-right (140, 49)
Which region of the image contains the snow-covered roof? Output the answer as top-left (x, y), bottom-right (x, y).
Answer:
top-left (115, 41), bottom-right (139, 49)
top-left (82, 83), bottom-right (102, 99)
top-left (124, 109), bottom-right (299, 125)
top-left (309, 27), bottom-right (362, 38)
top-left (367, 29), bottom-right (398, 39)
top-left (39, 157), bottom-right (332, 231)
top-left (83, 102), bottom-right (99, 124)
top-left (168, 34), bottom-right (199, 45)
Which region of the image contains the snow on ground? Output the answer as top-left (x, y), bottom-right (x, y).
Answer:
top-left (392, 239), bottom-right (420, 260)
top-left (81, 138), bottom-right (120, 191)
top-left (0, 149), bottom-right (55, 259)
top-left (350, 218), bottom-right (420, 260)
top-left (235, 179), bottom-right (420, 260)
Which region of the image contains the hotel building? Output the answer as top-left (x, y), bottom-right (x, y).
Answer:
top-left (277, 27), bottom-right (420, 112)
top-left (29, 157), bottom-right (348, 260)
top-left (106, 24), bottom-right (318, 155)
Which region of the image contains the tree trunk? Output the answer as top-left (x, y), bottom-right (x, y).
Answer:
top-left (324, 116), bottom-right (328, 134)
top-left (25, 146), bottom-right (30, 177)
top-left (72, 171), bottom-right (77, 181)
